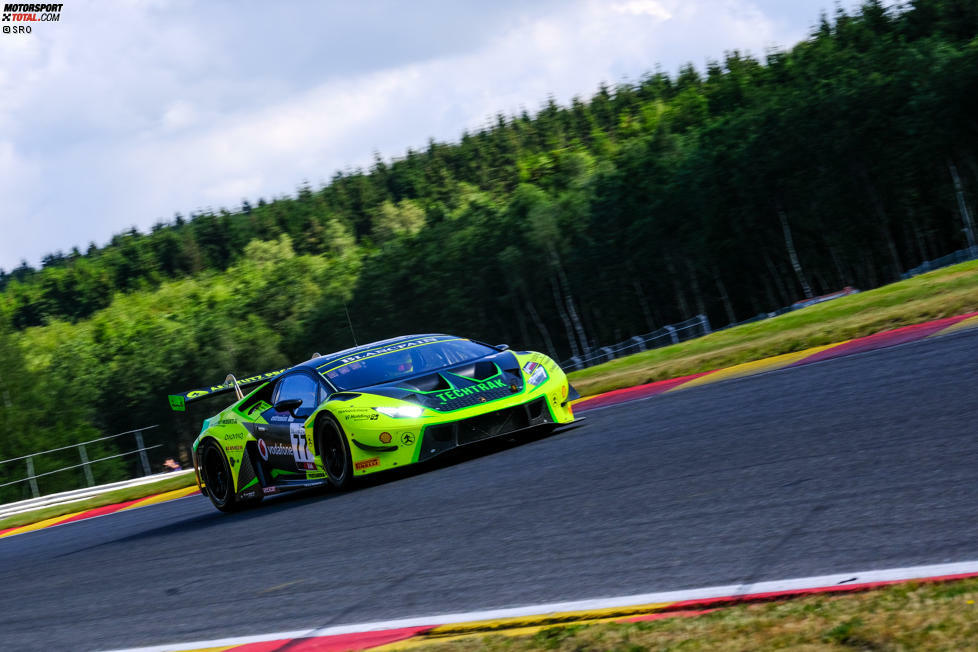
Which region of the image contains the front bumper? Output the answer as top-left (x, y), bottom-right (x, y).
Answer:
top-left (341, 376), bottom-right (576, 475)
top-left (417, 396), bottom-right (555, 462)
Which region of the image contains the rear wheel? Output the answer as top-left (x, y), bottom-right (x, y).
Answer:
top-left (317, 415), bottom-right (353, 490)
top-left (200, 440), bottom-right (240, 512)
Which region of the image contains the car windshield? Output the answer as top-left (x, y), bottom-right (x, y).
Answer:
top-left (319, 338), bottom-right (497, 390)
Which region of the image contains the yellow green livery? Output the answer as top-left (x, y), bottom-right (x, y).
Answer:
top-left (169, 334), bottom-right (580, 512)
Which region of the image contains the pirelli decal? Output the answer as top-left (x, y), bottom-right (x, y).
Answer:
top-left (355, 457), bottom-right (380, 471)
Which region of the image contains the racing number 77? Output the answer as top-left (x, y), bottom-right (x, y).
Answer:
top-left (290, 426), bottom-right (313, 463)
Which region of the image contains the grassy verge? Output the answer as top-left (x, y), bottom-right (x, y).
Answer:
top-left (0, 471), bottom-right (196, 530)
top-left (570, 260), bottom-right (978, 397)
top-left (416, 578), bottom-right (978, 651)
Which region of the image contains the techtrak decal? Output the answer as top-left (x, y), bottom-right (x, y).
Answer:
top-left (433, 378), bottom-right (507, 404)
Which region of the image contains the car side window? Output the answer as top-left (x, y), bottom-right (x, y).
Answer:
top-left (273, 374), bottom-right (320, 409)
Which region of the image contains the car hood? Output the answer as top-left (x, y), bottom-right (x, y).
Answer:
top-left (356, 351), bottom-right (525, 412)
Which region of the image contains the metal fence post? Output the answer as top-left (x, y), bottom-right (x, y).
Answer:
top-left (78, 444), bottom-right (95, 487)
top-left (630, 336), bottom-right (646, 352)
top-left (665, 325), bottom-right (678, 345)
top-left (134, 430), bottom-right (152, 476)
top-left (25, 456), bottom-right (39, 498)
top-left (699, 314), bottom-right (712, 335)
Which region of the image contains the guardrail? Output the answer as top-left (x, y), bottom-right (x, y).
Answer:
top-left (0, 425), bottom-right (160, 499)
top-left (0, 469), bottom-right (195, 520)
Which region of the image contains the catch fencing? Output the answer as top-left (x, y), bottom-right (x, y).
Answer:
top-left (562, 242), bottom-right (978, 373)
top-left (560, 287), bottom-right (864, 372)
top-left (901, 246), bottom-right (978, 280)
top-left (0, 425), bottom-right (160, 500)
top-left (560, 315), bottom-right (711, 371)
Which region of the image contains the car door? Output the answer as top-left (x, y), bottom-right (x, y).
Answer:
top-left (258, 371), bottom-right (323, 478)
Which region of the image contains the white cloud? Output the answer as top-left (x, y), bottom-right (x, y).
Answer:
top-left (611, 0), bottom-right (673, 20)
top-left (0, 0), bottom-right (861, 270)
top-left (161, 101), bottom-right (198, 131)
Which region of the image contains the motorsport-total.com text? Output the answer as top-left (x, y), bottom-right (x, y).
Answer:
top-left (2, 3), bottom-right (62, 22)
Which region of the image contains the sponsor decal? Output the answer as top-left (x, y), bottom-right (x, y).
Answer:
top-left (218, 417), bottom-right (237, 425)
top-left (400, 432), bottom-right (415, 445)
top-left (326, 337), bottom-right (442, 369)
top-left (225, 445), bottom-right (244, 452)
top-left (179, 371), bottom-right (287, 403)
top-left (297, 461), bottom-right (316, 470)
top-left (258, 439), bottom-right (269, 461)
top-left (235, 369), bottom-right (286, 385)
top-left (238, 490), bottom-right (257, 500)
top-left (379, 432), bottom-right (392, 444)
top-left (223, 433), bottom-right (243, 441)
top-left (263, 486), bottom-right (277, 495)
top-left (307, 472), bottom-right (325, 479)
top-left (267, 442), bottom-right (293, 456)
top-left (345, 413), bottom-right (379, 421)
top-left (354, 457), bottom-right (379, 471)
top-left (433, 378), bottom-right (507, 404)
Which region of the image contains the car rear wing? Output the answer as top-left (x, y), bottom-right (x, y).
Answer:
top-left (167, 368), bottom-right (287, 412)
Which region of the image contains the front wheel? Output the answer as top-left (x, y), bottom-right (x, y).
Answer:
top-left (316, 415), bottom-right (353, 490)
top-left (199, 440), bottom-right (240, 512)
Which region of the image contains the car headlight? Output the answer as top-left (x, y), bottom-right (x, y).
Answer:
top-left (373, 405), bottom-right (424, 418)
top-left (523, 362), bottom-right (548, 386)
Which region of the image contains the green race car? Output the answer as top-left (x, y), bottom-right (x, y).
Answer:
top-left (169, 334), bottom-right (581, 512)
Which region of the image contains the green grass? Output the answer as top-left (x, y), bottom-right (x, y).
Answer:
top-left (570, 260), bottom-right (978, 397)
top-left (415, 578), bottom-right (978, 651)
top-left (0, 471), bottom-right (196, 530)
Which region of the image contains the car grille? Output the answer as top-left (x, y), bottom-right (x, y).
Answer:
top-left (456, 405), bottom-right (530, 445)
top-left (418, 398), bottom-right (553, 461)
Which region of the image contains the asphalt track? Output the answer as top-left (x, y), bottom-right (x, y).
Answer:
top-left (3, 328), bottom-right (978, 651)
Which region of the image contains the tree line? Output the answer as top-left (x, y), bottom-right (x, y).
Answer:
top-left (1, 0), bottom-right (976, 497)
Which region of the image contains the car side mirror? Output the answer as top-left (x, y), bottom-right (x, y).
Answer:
top-left (495, 343), bottom-right (510, 351)
top-left (273, 398), bottom-right (303, 414)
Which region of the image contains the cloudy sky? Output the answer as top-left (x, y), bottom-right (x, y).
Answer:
top-left (0, 0), bottom-right (879, 271)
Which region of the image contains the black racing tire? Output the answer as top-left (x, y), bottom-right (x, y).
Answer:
top-left (199, 439), bottom-right (240, 512)
top-left (316, 414), bottom-right (353, 490)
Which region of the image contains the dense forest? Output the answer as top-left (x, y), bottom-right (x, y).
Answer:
top-left (1, 0), bottom-right (977, 498)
